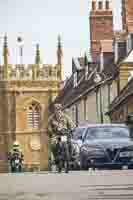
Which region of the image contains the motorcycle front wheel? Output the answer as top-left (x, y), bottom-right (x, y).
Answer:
top-left (57, 159), bottom-right (63, 173)
top-left (64, 161), bottom-right (69, 173)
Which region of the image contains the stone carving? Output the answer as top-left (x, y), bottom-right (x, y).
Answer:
top-left (30, 137), bottom-right (41, 151)
top-left (0, 64), bottom-right (60, 81)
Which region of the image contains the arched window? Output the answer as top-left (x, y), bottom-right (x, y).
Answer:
top-left (27, 103), bottom-right (41, 129)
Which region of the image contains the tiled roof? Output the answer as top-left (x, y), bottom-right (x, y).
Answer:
top-left (52, 42), bottom-right (118, 110)
top-left (53, 61), bottom-right (117, 108)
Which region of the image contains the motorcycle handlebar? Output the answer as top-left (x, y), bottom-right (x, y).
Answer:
top-left (57, 128), bottom-right (72, 135)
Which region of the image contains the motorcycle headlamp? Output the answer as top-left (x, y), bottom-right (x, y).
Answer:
top-left (73, 143), bottom-right (80, 154)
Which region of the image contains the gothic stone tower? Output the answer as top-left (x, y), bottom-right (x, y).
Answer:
top-left (122, 0), bottom-right (133, 33)
top-left (0, 35), bottom-right (63, 172)
top-left (89, 0), bottom-right (113, 61)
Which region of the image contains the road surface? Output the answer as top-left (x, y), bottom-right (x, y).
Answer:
top-left (0, 170), bottom-right (133, 199)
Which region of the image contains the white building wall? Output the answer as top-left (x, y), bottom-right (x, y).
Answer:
top-left (101, 84), bottom-right (110, 123)
top-left (86, 91), bottom-right (98, 123)
top-left (78, 100), bottom-right (85, 125)
top-left (110, 80), bottom-right (118, 102)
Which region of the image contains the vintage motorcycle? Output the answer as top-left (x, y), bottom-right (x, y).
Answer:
top-left (55, 128), bottom-right (72, 173)
top-left (9, 152), bottom-right (23, 173)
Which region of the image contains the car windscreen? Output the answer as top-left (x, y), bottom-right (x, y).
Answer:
top-left (72, 127), bottom-right (85, 140)
top-left (84, 126), bottom-right (130, 140)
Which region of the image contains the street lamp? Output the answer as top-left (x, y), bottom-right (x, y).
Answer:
top-left (93, 72), bottom-right (106, 124)
top-left (17, 37), bottom-right (24, 65)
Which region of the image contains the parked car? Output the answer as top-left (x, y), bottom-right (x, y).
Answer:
top-left (80, 123), bottom-right (133, 170)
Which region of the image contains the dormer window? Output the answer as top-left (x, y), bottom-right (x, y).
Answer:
top-left (114, 41), bottom-right (118, 63)
top-left (73, 72), bottom-right (77, 87)
top-left (84, 53), bottom-right (88, 80)
top-left (127, 34), bottom-right (132, 54)
top-left (85, 65), bottom-right (88, 80)
top-left (100, 52), bottom-right (104, 71)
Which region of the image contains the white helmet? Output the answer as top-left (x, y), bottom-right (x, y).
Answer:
top-left (13, 141), bottom-right (20, 148)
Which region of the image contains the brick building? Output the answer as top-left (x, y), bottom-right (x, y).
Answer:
top-left (122, 0), bottom-right (133, 33)
top-left (90, 0), bottom-right (113, 61)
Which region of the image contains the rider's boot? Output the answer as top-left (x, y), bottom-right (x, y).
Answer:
top-left (65, 161), bottom-right (69, 173)
top-left (58, 160), bottom-right (62, 173)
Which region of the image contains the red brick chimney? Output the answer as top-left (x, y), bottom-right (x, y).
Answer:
top-left (98, 1), bottom-right (103, 10)
top-left (92, 1), bottom-right (96, 10)
top-left (89, 0), bottom-right (114, 62)
top-left (105, 1), bottom-right (110, 10)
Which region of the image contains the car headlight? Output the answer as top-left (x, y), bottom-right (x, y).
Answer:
top-left (81, 146), bottom-right (95, 152)
top-left (119, 151), bottom-right (133, 157)
top-left (72, 143), bottom-right (80, 154)
top-left (81, 146), bottom-right (102, 153)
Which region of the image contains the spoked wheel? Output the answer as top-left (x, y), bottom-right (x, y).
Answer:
top-left (80, 157), bottom-right (88, 170)
top-left (64, 161), bottom-right (69, 173)
top-left (57, 159), bottom-right (63, 173)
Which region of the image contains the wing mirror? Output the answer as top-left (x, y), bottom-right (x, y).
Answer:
top-left (78, 135), bottom-right (83, 140)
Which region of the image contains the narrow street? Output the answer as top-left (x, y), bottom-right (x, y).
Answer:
top-left (1, 170), bottom-right (133, 200)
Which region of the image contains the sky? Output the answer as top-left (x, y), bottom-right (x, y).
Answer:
top-left (0, 0), bottom-right (122, 78)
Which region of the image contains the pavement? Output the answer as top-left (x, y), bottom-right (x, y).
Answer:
top-left (0, 170), bottom-right (133, 199)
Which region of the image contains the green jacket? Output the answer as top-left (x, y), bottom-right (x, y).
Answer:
top-left (48, 112), bottom-right (75, 138)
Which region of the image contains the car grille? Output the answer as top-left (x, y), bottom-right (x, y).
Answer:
top-left (105, 148), bottom-right (133, 163)
top-left (106, 148), bottom-right (119, 161)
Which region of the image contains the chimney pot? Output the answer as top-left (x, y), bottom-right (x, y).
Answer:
top-left (92, 1), bottom-right (96, 10)
top-left (105, 1), bottom-right (110, 10)
top-left (98, 1), bottom-right (103, 10)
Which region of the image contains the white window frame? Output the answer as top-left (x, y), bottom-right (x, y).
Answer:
top-left (73, 72), bottom-right (77, 87)
top-left (100, 52), bottom-right (104, 71)
top-left (114, 41), bottom-right (118, 63)
top-left (85, 66), bottom-right (88, 80)
top-left (27, 104), bottom-right (40, 129)
top-left (127, 34), bottom-right (132, 54)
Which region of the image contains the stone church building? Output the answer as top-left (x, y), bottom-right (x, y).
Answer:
top-left (0, 35), bottom-right (63, 172)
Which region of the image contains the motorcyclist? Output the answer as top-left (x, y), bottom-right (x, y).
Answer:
top-left (8, 141), bottom-right (23, 172)
top-left (48, 103), bottom-right (75, 166)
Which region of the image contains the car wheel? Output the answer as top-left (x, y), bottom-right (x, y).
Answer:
top-left (128, 165), bottom-right (133, 169)
top-left (80, 157), bottom-right (88, 170)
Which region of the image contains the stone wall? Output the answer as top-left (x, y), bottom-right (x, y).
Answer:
top-left (0, 82), bottom-right (10, 172)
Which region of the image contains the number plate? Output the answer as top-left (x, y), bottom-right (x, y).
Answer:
top-left (15, 159), bottom-right (20, 164)
top-left (61, 136), bottom-right (67, 142)
top-left (120, 151), bottom-right (133, 157)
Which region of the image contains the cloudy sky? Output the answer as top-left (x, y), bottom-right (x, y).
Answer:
top-left (0, 0), bottom-right (121, 78)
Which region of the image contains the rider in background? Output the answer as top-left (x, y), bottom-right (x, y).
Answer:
top-left (48, 103), bottom-right (75, 163)
top-left (8, 141), bottom-right (23, 167)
